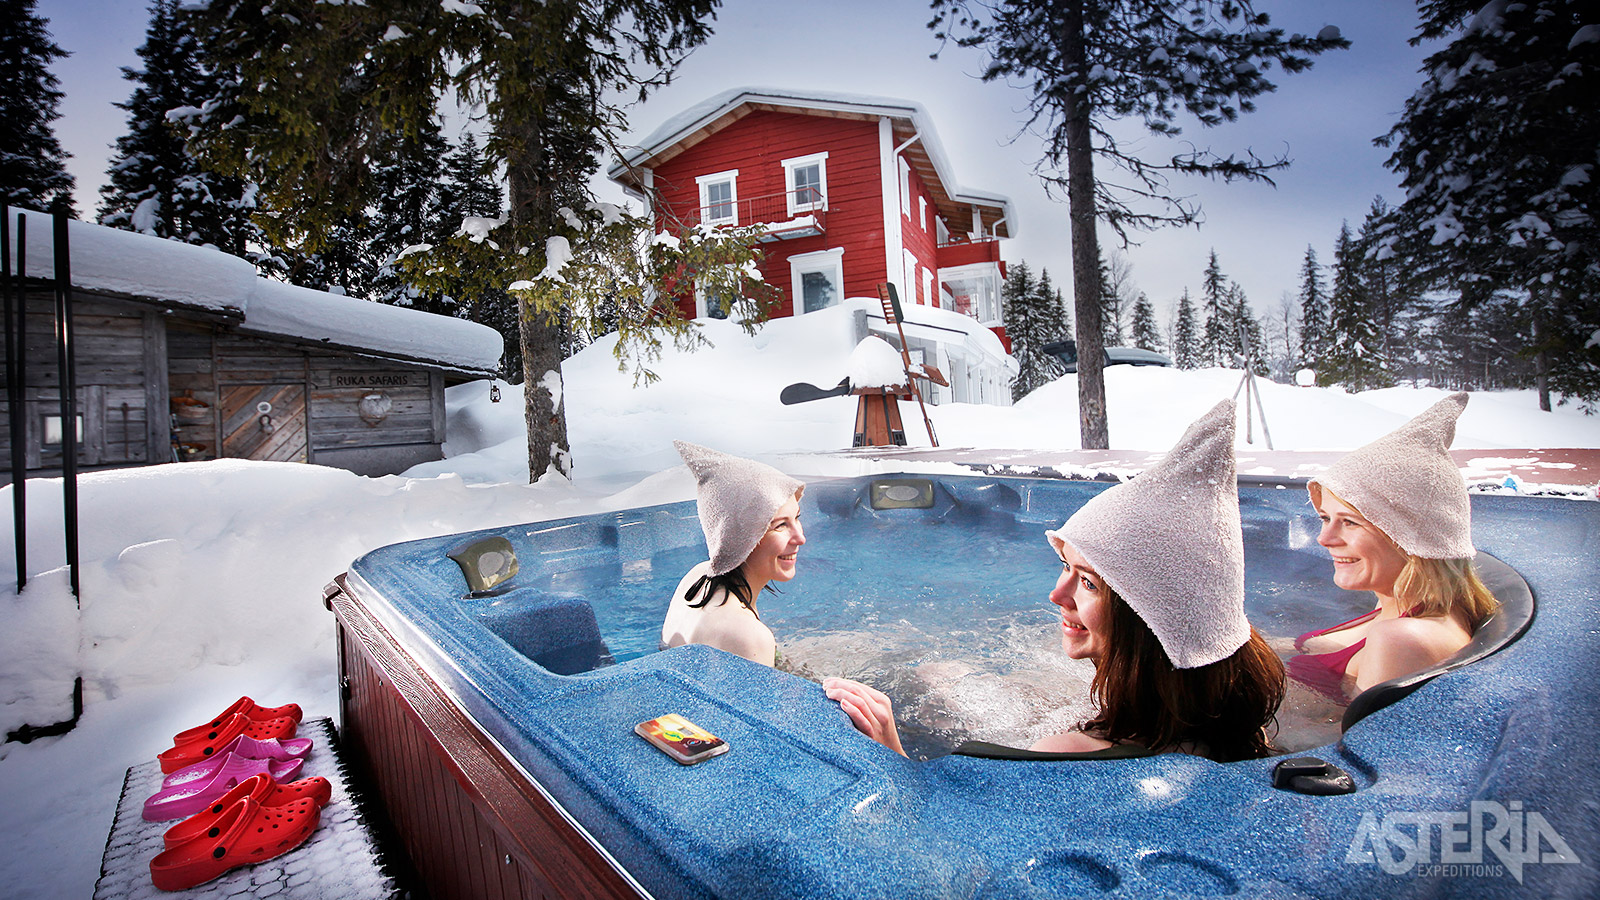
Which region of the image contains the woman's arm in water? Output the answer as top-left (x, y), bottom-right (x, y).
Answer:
top-left (823, 677), bottom-right (907, 758)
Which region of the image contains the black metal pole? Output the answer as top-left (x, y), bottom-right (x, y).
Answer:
top-left (5, 209), bottom-right (26, 593)
top-left (52, 211), bottom-right (78, 601)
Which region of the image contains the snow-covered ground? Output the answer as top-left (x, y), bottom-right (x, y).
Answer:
top-left (3, 301), bottom-right (1598, 899)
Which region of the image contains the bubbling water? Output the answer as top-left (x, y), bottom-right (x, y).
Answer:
top-left (563, 489), bottom-right (1364, 760)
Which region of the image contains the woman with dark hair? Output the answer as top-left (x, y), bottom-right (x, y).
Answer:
top-left (1291, 393), bottom-right (1498, 699)
top-left (661, 441), bottom-right (805, 667)
top-left (826, 400), bottom-right (1286, 762)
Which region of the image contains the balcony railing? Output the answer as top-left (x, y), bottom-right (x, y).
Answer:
top-left (682, 188), bottom-right (827, 241)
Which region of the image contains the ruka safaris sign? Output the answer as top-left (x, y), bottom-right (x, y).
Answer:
top-left (332, 373), bottom-right (419, 388)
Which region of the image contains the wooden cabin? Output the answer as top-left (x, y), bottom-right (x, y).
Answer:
top-left (2, 211), bottom-right (502, 483)
top-left (607, 87), bottom-right (1019, 405)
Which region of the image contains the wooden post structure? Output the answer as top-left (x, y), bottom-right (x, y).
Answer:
top-left (875, 283), bottom-right (938, 447)
top-left (851, 386), bottom-right (908, 447)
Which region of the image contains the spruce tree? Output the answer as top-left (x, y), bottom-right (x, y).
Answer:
top-left (1229, 283), bottom-right (1268, 375)
top-left (369, 123), bottom-right (450, 309)
top-left (1322, 222), bottom-right (1392, 390)
top-left (433, 131), bottom-right (521, 378)
top-left (1355, 196), bottom-right (1423, 381)
top-left (1004, 265), bottom-right (1070, 399)
top-left (436, 133), bottom-right (502, 223)
top-left (1, 0), bottom-right (76, 213)
top-left (1003, 260), bottom-right (1040, 399)
top-left (1199, 250), bottom-right (1229, 366)
top-left (1172, 288), bottom-right (1199, 369)
top-left (99, 0), bottom-right (259, 256)
top-left (1130, 292), bottom-right (1160, 352)
top-left (1297, 245), bottom-right (1328, 371)
top-left (1039, 268), bottom-right (1072, 348)
top-left (1381, 0), bottom-right (1599, 405)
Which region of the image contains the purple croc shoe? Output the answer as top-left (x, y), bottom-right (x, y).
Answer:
top-left (143, 752), bottom-right (303, 821)
top-left (160, 734), bottom-right (313, 790)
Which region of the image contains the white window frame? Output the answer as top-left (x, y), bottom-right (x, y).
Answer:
top-left (898, 158), bottom-right (911, 217)
top-left (902, 248), bottom-right (918, 304)
top-left (938, 261), bottom-right (1005, 325)
top-left (922, 267), bottom-right (936, 310)
top-left (696, 169), bottom-right (739, 226)
top-left (789, 247), bottom-right (846, 314)
top-left (781, 152), bottom-right (829, 217)
top-left (919, 197), bottom-right (929, 233)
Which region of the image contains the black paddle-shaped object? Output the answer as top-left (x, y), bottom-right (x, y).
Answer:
top-left (779, 377), bottom-right (851, 405)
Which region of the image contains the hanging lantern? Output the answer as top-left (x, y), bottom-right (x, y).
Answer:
top-left (490, 382), bottom-right (502, 403)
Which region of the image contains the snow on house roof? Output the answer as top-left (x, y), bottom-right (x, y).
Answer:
top-left (607, 86), bottom-right (1016, 238)
top-left (6, 209), bottom-right (257, 314)
top-left (239, 277), bottom-right (503, 374)
top-left (5, 209), bottom-right (501, 375)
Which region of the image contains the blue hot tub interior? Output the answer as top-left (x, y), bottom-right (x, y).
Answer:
top-left (345, 473), bottom-right (1599, 899)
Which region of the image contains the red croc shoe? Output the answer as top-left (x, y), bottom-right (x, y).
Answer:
top-left (172, 697), bottom-right (303, 745)
top-left (158, 713), bottom-right (298, 774)
top-left (163, 773), bottom-right (333, 849)
top-left (149, 796), bottom-right (321, 892)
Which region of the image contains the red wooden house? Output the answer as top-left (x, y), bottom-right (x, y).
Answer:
top-left (607, 88), bottom-right (1018, 405)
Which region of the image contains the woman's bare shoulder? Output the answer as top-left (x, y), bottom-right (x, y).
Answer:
top-left (1029, 730), bottom-right (1114, 753)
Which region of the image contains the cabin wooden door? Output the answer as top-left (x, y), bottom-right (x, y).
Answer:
top-left (220, 384), bottom-right (307, 462)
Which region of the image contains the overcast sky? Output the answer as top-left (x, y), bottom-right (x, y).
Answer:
top-left (38, 0), bottom-right (1432, 327)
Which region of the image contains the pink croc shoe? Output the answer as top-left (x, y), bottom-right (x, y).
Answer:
top-left (161, 735), bottom-right (314, 790)
top-left (158, 712), bottom-right (298, 774)
top-left (150, 796), bottom-right (320, 892)
top-left (144, 753), bottom-right (304, 821)
top-left (163, 773), bottom-right (333, 850)
top-left (172, 697), bottom-right (303, 745)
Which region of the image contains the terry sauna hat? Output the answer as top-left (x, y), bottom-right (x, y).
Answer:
top-left (674, 441), bottom-right (805, 576)
top-left (1046, 400), bottom-right (1249, 669)
top-left (1308, 392), bottom-right (1473, 559)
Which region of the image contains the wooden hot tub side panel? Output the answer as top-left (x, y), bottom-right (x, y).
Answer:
top-left (329, 578), bottom-right (646, 900)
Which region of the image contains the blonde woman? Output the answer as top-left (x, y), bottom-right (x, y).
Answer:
top-left (1290, 393), bottom-right (1499, 699)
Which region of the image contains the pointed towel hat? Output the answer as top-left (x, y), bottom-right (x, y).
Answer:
top-left (1046, 400), bottom-right (1249, 669)
top-left (1308, 392), bottom-right (1472, 559)
top-left (675, 441), bottom-right (805, 576)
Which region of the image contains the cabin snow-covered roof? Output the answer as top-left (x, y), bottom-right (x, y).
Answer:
top-left (6, 210), bottom-right (502, 376)
top-left (607, 87), bottom-right (1016, 240)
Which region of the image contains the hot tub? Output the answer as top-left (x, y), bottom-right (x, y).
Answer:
top-left (324, 473), bottom-right (1599, 899)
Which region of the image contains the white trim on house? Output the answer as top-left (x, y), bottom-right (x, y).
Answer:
top-left (788, 247), bottom-right (846, 314)
top-left (780, 151), bottom-right (829, 216)
top-left (879, 118), bottom-right (902, 304)
top-left (695, 169), bottom-right (739, 225)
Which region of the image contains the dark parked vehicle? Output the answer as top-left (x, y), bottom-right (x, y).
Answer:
top-left (1042, 339), bottom-right (1174, 373)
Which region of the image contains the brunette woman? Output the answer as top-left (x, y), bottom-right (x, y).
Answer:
top-left (661, 441), bottom-right (805, 667)
top-left (827, 401), bottom-right (1286, 762)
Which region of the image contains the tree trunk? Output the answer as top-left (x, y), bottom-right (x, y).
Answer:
top-left (505, 112), bottom-right (572, 482)
top-left (1531, 290), bottom-right (1551, 412)
top-left (1060, 1), bottom-right (1108, 449)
